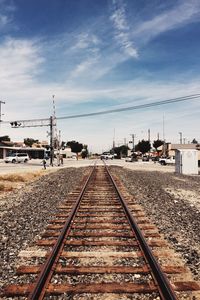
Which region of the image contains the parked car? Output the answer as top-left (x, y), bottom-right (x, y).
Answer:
top-left (100, 152), bottom-right (114, 160)
top-left (125, 156), bottom-right (133, 162)
top-left (125, 154), bottom-right (138, 162)
top-left (151, 156), bottom-right (159, 162)
top-left (159, 156), bottom-right (175, 165)
top-left (5, 153), bottom-right (30, 163)
top-left (142, 155), bottom-right (149, 161)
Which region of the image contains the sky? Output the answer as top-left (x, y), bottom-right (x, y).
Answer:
top-left (0, 0), bottom-right (200, 153)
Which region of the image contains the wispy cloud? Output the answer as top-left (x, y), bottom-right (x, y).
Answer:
top-left (133, 0), bottom-right (200, 44)
top-left (0, 37), bottom-right (44, 84)
top-left (0, 37), bottom-right (50, 118)
top-left (69, 55), bottom-right (100, 78)
top-left (52, 2), bottom-right (139, 81)
top-left (110, 0), bottom-right (138, 58)
top-left (68, 31), bottom-right (102, 78)
top-left (0, 14), bottom-right (9, 27)
top-left (0, 0), bottom-right (16, 29)
top-left (70, 32), bottom-right (100, 51)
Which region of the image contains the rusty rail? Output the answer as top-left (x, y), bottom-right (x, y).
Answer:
top-left (104, 163), bottom-right (177, 300)
top-left (28, 164), bottom-right (96, 300)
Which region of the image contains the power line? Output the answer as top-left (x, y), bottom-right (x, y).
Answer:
top-left (1, 93), bottom-right (200, 124)
top-left (56, 94), bottom-right (200, 120)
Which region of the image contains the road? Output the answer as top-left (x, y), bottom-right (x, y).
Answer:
top-left (0, 158), bottom-right (178, 175)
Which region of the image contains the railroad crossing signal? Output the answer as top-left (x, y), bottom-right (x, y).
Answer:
top-left (10, 119), bottom-right (50, 128)
top-left (10, 121), bottom-right (22, 128)
top-left (9, 116), bottom-right (55, 166)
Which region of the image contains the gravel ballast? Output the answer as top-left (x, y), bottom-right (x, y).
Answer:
top-left (111, 166), bottom-right (200, 280)
top-left (0, 167), bottom-right (89, 290)
top-left (1, 164), bottom-right (200, 299)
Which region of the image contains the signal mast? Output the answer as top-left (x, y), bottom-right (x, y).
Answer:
top-left (9, 96), bottom-right (58, 166)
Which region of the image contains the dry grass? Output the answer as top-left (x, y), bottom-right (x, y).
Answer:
top-left (0, 171), bottom-right (44, 193)
top-left (0, 183), bottom-right (14, 192)
top-left (0, 171), bottom-right (43, 183)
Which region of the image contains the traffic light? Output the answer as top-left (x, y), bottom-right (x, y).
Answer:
top-left (10, 121), bottom-right (22, 127)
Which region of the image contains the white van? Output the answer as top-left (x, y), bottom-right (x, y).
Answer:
top-left (5, 153), bottom-right (29, 163)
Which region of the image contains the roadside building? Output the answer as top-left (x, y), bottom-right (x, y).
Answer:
top-left (54, 147), bottom-right (76, 159)
top-left (0, 141), bottom-right (14, 159)
top-left (0, 142), bottom-right (49, 159)
top-left (158, 143), bottom-right (200, 160)
top-left (0, 139), bottom-right (76, 160)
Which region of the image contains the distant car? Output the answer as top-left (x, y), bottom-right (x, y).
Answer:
top-left (142, 155), bottom-right (149, 161)
top-left (100, 152), bottom-right (114, 160)
top-left (5, 153), bottom-right (29, 163)
top-left (125, 156), bottom-right (133, 162)
top-left (151, 156), bottom-right (159, 162)
top-left (159, 156), bottom-right (175, 165)
top-left (125, 155), bottom-right (138, 162)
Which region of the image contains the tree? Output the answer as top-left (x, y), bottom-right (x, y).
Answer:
top-left (0, 135), bottom-right (10, 142)
top-left (153, 139), bottom-right (163, 154)
top-left (192, 138), bottom-right (198, 144)
top-left (67, 141), bottom-right (83, 160)
top-left (24, 138), bottom-right (39, 147)
top-left (135, 140), bottom-right (151, 154)
top-left (81, 145), bottom-right (88, 159)
top-left (113, 145), bottom-right (129, 159)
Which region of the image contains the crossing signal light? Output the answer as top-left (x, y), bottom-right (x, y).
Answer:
top-left (10, 121), bottom-right (22, 127)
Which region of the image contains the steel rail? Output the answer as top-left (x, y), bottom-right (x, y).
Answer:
top-left (28, 164), bottom-right (96, 300)
top-left (104, 164), bottom-right (177, 300)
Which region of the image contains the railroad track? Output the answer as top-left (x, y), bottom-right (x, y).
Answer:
top-left (2, 163), bottom-right (200, 299)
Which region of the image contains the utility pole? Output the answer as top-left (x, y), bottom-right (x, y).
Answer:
top-left (50, 116), bottom-right (54, 166)
top-left (179, 132), bottom-right (182, 144)
top-left (0, 101), bottom-right (5, 122)
top-left (57, 129), bottom-right (61, 166)
top-left (130, 134), bottom-right (135, 152)
top-left (113, 128), bottom-right (115, 149)
top-left (163, 114), bottom-right (166, 156)
top-left (52, 95), bottom-right (58, 150)
top-left (148, 129), bottom-right (150, 142)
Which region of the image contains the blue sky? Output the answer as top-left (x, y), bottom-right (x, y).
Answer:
top-left (0, 0), bottom-right (200, 152)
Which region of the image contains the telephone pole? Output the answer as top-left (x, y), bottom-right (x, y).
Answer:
top-left (163, 114), bottom-right (166, 156)
top-left (113, 128), bottom-right (115, 149)
top-left (130, 134), bottom-right (135, 152)
top-left (179, 132), bottom-right (183, 144)
top-left (50, 116), bottom-right (54, 166)
top-left (148, 128), bottom-right (150, 142)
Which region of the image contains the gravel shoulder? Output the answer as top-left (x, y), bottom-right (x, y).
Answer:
top-left (111, 166), bottom-right (200, 280)
top-left (0, 167), bottom-right (89, 289)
